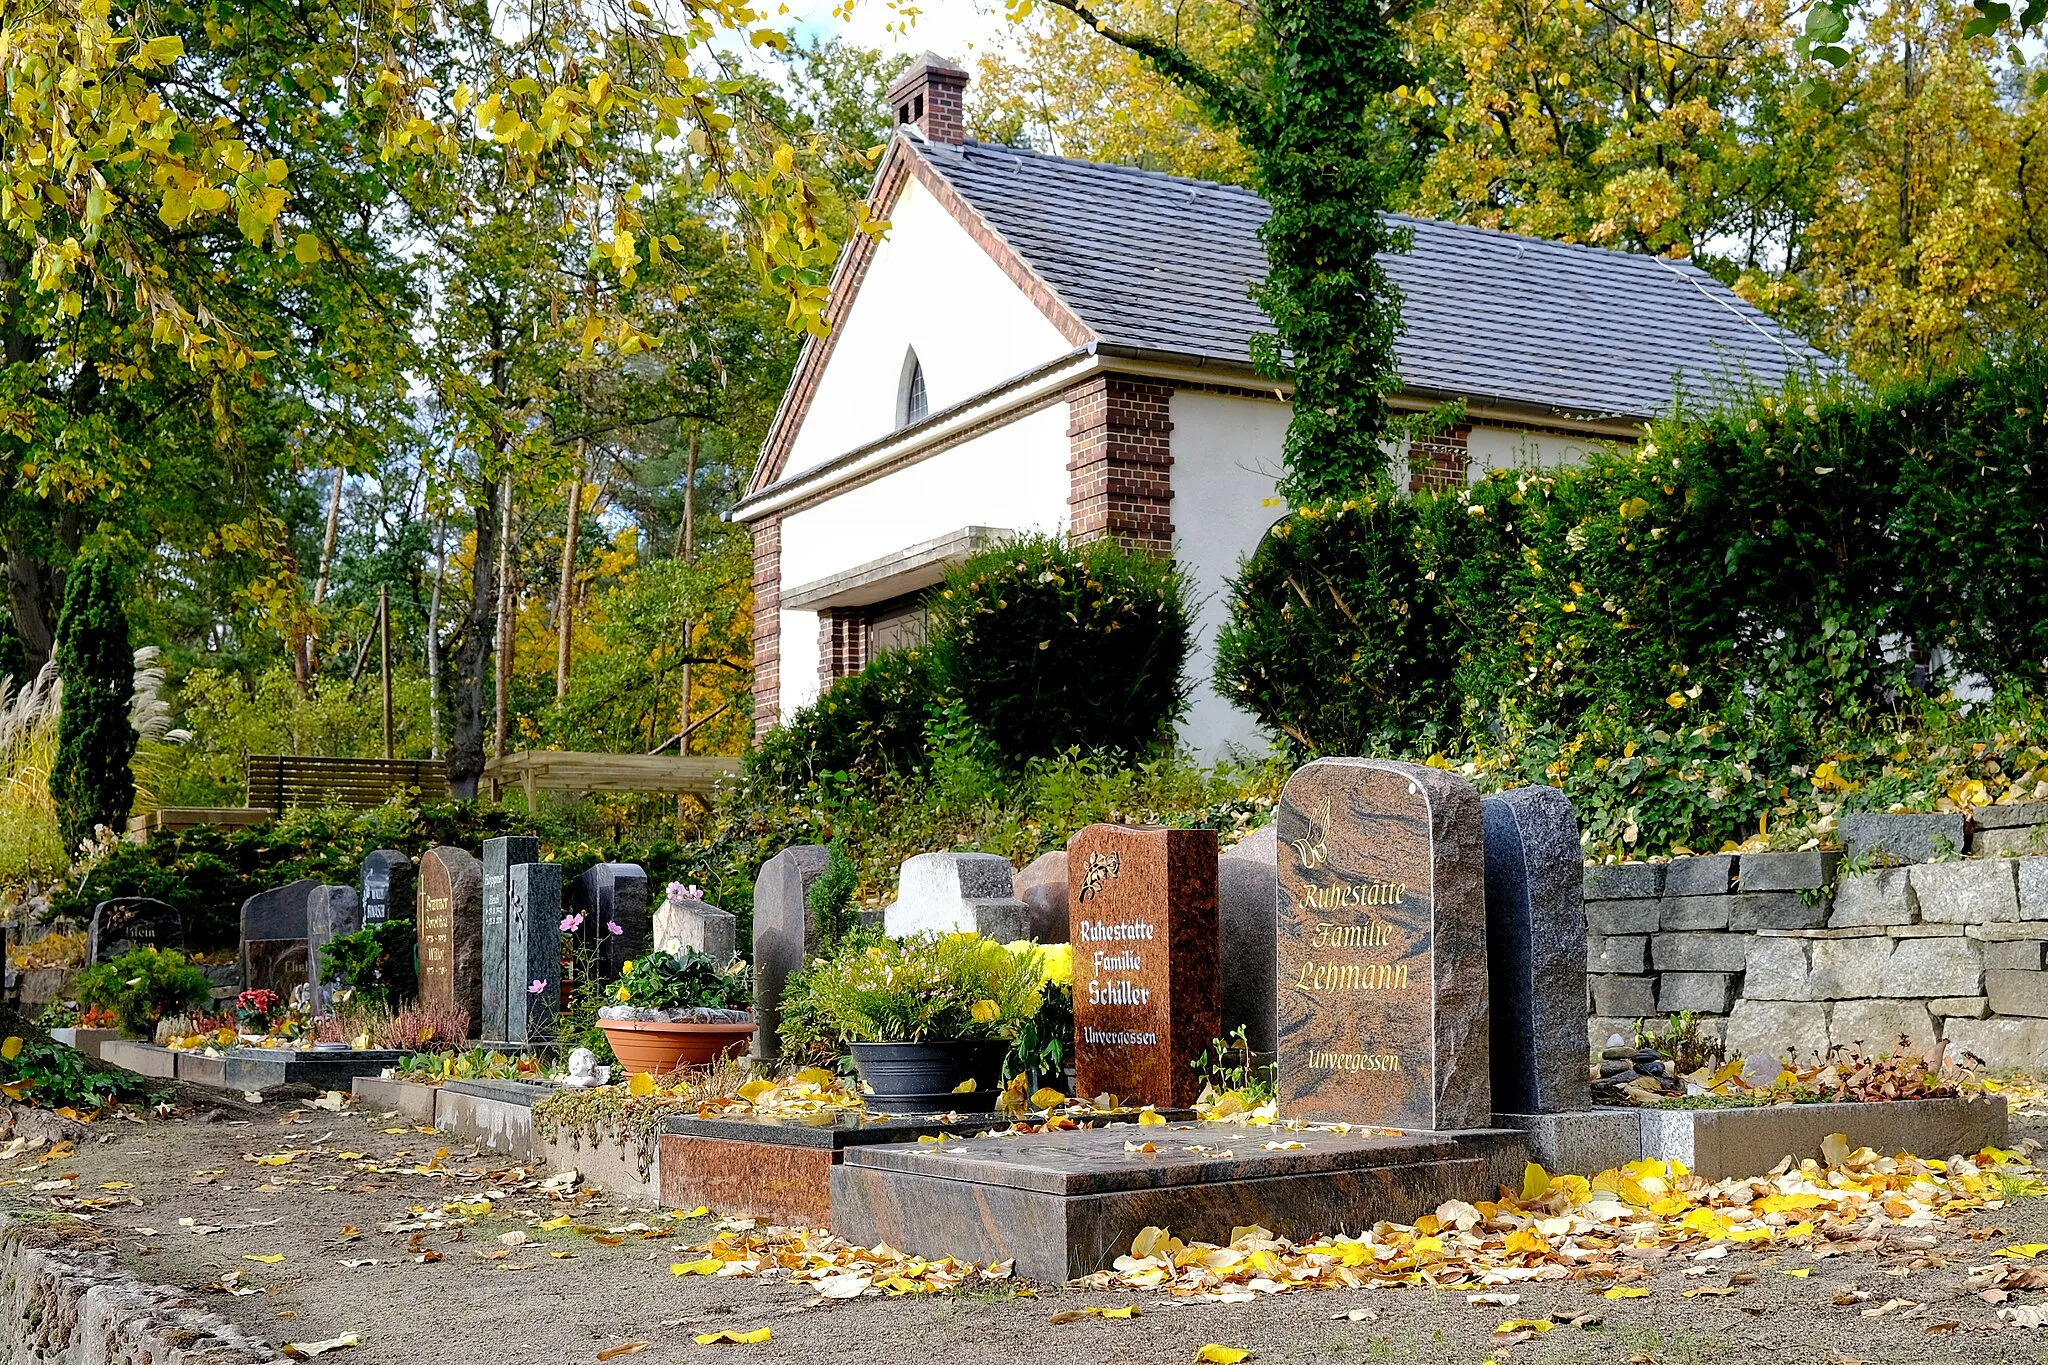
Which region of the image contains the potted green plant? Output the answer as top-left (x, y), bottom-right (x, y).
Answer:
top-left (71, 948), bottom-right (212, 1039)
top-left (595, 949), bottom-right (754, 1076)
top-left (796, 932), bottom-right (1048, 1111)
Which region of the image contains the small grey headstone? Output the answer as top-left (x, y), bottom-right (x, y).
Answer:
top-left (1013, 851), bottom-right (1069, 943)
top-left (360, 850), bottom-right (415, 926)
top-left (239, 879), bottom-right (319, 994)
top-left (481, 836), bottom-right (539, 1041)
top-left (1482, 786), bottom-right (1590, 1115)
top-left (1223, 824), bottom-right (1277, 865)
top-left (751, 845), bottom-right (831, 1062)
top-left (653, 893), bottom-right (735, 962)
top-left (882, 852), bottom-right (1021, 938)
top-left (1217, 853), bottom-right (1277, 1053)
top-left (306, 885), bottom-right (363, 1014)
top-left (578, 862), bottom-right (649, 976)
top-left (505, 863), bottom-right (562, 1043)
top-left (89, 898), bottom-right (182, 963)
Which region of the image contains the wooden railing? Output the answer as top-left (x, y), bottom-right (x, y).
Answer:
top-left (244, 755), bottom-right (449, 811)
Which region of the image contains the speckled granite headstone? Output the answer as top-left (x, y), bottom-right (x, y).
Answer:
top-left (1067, 824), bottom-right (1219, 1108)
top-left (417, 846), bottom-right (483, 1036)
top-left (1482, 786), bottom-right (1590, 1115)
top-left (89, 897), bottom-right (183, 963)
top-left (360, 850), bottom-right (414, 926)
top-left (505, 863), bottom-right (562, 1043)
top-left (579, 862), bottom-right (649, 976)
top-left (1276, 759), bottom-right (1491, 1131)
top-left (239, 878), bottom-right (318, 995)
top-left (751, 845), bottom-right (831, 1062)
top-left (481, 836), bottom-right (539, 1042)
top-left (306, 885), bottom-right (363, 1015)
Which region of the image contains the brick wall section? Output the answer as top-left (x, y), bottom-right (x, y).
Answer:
top-left (751, 514), bottom-right (781, 738)
top-left (816, 608), bottom-right (868, 693)
top-left (1407, 423), bottom-right (1472, 493)
top-left (1067, 375), bottom-right (1175, 553)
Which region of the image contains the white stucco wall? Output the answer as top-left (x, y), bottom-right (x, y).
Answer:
top-left (780, 176), bottom-right (1075, 481)
top-left (777, 403), bottom-right (1074, 719)
top-left (1169, 390), bottom-right (1291, 762)
top-left (1465, 424), bottom-right (1619, 476)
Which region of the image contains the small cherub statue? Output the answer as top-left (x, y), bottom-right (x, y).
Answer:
top-left (560, 1048), bottom-right (605, 1089)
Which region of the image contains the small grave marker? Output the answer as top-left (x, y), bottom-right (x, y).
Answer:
top-left (506, 862), bottom-right (563, 1043)
top-left (417, 846), bottom-right (484, 1035)
top-left (1482, 786), bottom-right (1590, 1114)
top-left (360, 849), bottom-right (415, 926)
top-left (306, 885), bottom-right (364, 1015)
top-left (577, 862), bottom-right (648, 975)
top-left (88, 898), bottom-right (183, 964)
top-left (239, 879), bottom-right (319, 998)
top-left (481, 836), bottom-right (539, 1041)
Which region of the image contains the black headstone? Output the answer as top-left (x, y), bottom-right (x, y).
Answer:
top-left (1482, 785), bottom-right (1591, 1115)
top-left (481, 836), bottom-right (539, 1041)
top-left (88, 898), bottom-right (183, 963)
top-left (360, 849), bottom-right (415, 926)
top-left (240, 878), bottom-right (319, 994)
top-left (306, 885), bottom-right (364, 1014)
top-left (506, 863), bottom-right (563, 1043)
top-left (577, 863), bottom-right (648, 976)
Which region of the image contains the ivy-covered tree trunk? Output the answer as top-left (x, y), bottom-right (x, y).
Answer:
top-left (50, 553), bottom-right (135, 855)
top-left (1043, 0), bottom-right (1411, 501)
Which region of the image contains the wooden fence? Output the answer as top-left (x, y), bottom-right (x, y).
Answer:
top-left (244, 755), bottom-right (449, 811)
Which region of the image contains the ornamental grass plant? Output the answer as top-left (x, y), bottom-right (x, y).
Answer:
top-left (784, 932), bottom-right (1048, 1052)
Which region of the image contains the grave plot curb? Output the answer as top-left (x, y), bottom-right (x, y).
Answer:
top-left (0, 1215), bottom-right (282, 1363)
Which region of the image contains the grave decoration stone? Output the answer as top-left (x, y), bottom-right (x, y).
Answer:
top-left (1276, 758), bottom-right (1491, 1131)
top-left (882, 852), bottom-right (1030, 941)
top-left (1067, 824), bottom-right (1219, 1108)
top-left (481, 836), bottom-right (540, 1042)
top-left (1481, 786), bottom-right (1590, 1115)
top-left (88, 897), bottom-right (183, 964)
top-left (505, 863), bottom-right (563, 1043)
top-left (1013, 851), bottom-right (1070, 944)
top-left (239, 878), bottom-right (320, 997)
top-left (305, 885), bottom-right (363, 1015)
top-left (417, 847), bottom-right (485, 1035)
top-left (577, 863), bottom-right (649, 975)
top-left (360, 850), bottom-right (415, 926)
top-left (751, 845), bottom-right (830, 1062)
top-left (652, 887), bottom-right (735, 962)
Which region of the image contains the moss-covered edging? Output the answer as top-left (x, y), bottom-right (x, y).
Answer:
top-left (531, 1089), bottom-right (679, 1184)
top-left (0, 1214), bottom-right (281, 1363)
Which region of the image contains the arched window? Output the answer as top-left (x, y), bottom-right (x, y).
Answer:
top-left (898, 349), bottom-right (928, 428)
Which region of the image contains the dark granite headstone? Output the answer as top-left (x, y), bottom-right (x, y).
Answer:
top-left (481, 836), bottom-right (539, 1041)
top-left (305, 885), bottom-right (363, 1014)
top-left (1067, 824), bottom-right (1219, 1108)
top-left (88, 897), bottom-right (183, 963)
top-left (239, 878), bottom-right (319, 995)
top-left (751, 844), bottom-right (831, 1062)
top-left (360, 849), bottom-right (415, 926)
top-left (505, 863), bottom-right (562, 1043)
top-left (1216, 852), bottom-right (1278, 1055)
top-left (1275, 758), bottom-right (1491, 1131)
top-left (1482, 786), bottom-right (1590, 1115)
top-left (577, 862), bottom-right (648, 977)
top-left (417, 846), bottom-right (484, 1036)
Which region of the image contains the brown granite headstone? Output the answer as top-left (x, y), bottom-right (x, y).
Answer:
top-left (416, 846), bottom-right (484, 1037)
top-left (1067, 824), bottom-right (1219, 1109)
top-left (1275, 758), bottom-right (1490, 1131)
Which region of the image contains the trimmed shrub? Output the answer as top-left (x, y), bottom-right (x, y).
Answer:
top-left (51, 555), bottom-right (136, 855)
top-left (926, 534), bottom-right (1192, 764)
top-left (321, 918), bottom-right (420, 1012)
top-left (72, 948), bottom-right (211, 1036)
top-left (744, 647), bottom-right (937, 794)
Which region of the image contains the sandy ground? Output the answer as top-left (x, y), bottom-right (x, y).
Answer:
top-left (7, 1084), bottom-right (2048, 1365)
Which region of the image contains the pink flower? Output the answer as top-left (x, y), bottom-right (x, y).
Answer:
top-left (607, 920), bottom-right (624, 936)
top-left (527, 979), bottom-right (546, 995)
top-left (560, 912), bottom-right (585, 933)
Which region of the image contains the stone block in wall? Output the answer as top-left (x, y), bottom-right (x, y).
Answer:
top-left (1659, 895), bottom-right (1730, 931)
top-left (1584, 863), bottom-right (1664, 901)
top-left (1664, 855), bottom-right (1735, 897)
top-left (1882, 936), bottom-right (1981, 998)
top-left (1969, 922), bottom-right (2048, 942)
top-left (1930, 996), bottom-right (1990, 1019)
top-left (1725, 999), bottom-right (1830, 1080)
top-left (1807, 936), bottom-right (1893, 999)
top-left (1586, 898), bottom-right (1660, 936)
top-left (1945, 1016), bottom-right (2048, 1070)
top-left (1658, 971), bottom-right (1738, 1014)
top-left (1976, 802), bottom-right (2048, 830)
top-left (1839, 811), bottom-right (1967, 866)
top-left (1912, 859), bottom-right (2020, 924)
top-left (1650, 932), bottom-right (1748, 972)
top-left (1830, 868), bottom-right (1917, 928)
top-left (2022, 861), bottom-right (2048, 920)
top-left (1984, 939), bottom-right (2047, 970)
top-left (1743, 937), bottom-right (1813, 1000)
top-left (1588, 934), bottom-right (1648, 974)
top-left (1738, 850), bottom-right (1840, 892)
top-left (1590, 974), bottom-right (1656, 1018)
top-left (1829, 998), bottom-right (1938, 1053)
top-left (1728, 892), bottom-right (1829, 931)
top-left (1986, 968), bottom-right (2048, 1018)
top-left (1972, 827), bottom-right (2048, 859)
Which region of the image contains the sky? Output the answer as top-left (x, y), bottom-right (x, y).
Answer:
top-left (786, 0), bottom-right (1015, 66)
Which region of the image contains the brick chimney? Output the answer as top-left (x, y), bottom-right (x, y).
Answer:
top-left (887, 54), bottom-right (968, 145)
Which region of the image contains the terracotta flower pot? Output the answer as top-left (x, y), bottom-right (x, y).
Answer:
top-left (597, 1019), bottom-right (756, 1077)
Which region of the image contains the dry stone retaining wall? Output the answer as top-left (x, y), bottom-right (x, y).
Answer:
top-left (1585, 804), bottom-right (2048, 1076)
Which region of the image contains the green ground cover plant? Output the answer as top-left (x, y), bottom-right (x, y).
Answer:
top-left (71, 949), bottom-right (212, 1037)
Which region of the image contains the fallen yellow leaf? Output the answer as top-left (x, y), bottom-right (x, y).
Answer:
top-left (0, 1036), bottom-right (20, 1061)
top-left (283, 1333), bottom-right (359, 1358)
top-left (694, 1328), bottom-right (771, 1345)
top-left (671, 1258), bottom-right (721, 1275)
top-left (1138, 1108), bottom-right (1166, 1127)
top-left (1194, 1348), bottom-right (1249, 1364)
top-left (1995, 1245), bottom-right (2048, 1260)
top-left (1782, 1268), bottom-right (1812, 1278)
top-left (1091, 1305), bottom-right (1140, 1318)
top-left (675, 1205), bottom-right (710, 1219)
top-left (244, 1254), bottom-right (286, 1264)
top-left (1521, 1162), bottom-right (1551, 1202)
top-left (539, 1216), bottom-right (573, 1230)
top-left (1495, 1319), bottom-right (1554, 1334)
top-left (1029, 1087), bottom-right (1068, 1109)
top-left (596, 1344), bottom-right (648, 1361)
top-left (1604, 1286), bottom-right (1650, 1300)
top-left (627, 1071), bottom-right (657, 1097)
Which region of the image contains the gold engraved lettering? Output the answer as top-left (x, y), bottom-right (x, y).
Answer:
top-left (1310, 920), bottom-right (1394, 948)
top-left (1299, 882), bottom-right (1406, 911)
top-left (1293, 960), bottom-right (1411, 992)
top-left (1308, 1050), bottom-right (1402, 1072)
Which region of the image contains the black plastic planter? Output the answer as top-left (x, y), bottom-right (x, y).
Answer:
top-left (848, 1039), bottom-right (1009, 1112)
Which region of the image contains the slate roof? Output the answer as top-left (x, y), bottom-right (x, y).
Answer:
top-left (917, 137), bottom-right (1828, 423)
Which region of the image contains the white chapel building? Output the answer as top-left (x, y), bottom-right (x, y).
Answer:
top-left (732, 56), bottom-right (1825, 760)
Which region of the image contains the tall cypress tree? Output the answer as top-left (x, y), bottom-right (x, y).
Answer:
top-left (50, 555), bottom-right (135, 856)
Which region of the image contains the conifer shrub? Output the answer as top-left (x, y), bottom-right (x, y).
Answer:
top-left (744, 646), bottom-right (938, 794)
top-left (51, 554), bottom-right (136, 856)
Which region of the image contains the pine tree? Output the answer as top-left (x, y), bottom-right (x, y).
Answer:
top-left (50, 555), bottom-right (135, 856)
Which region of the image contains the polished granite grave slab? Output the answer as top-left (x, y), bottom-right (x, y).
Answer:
top-left (100, 1040), bottom-right (177, 1079)
top-left (176, 1048), bottom-right (410, 1092)
top-left (831, 1120), bottom-right (1526, 1283)
top-left (660, 1108), bottom-right (1195, 1226)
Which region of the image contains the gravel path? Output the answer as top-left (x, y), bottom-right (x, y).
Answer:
top-left (8, 1087), bottom-right (2047, 1365)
